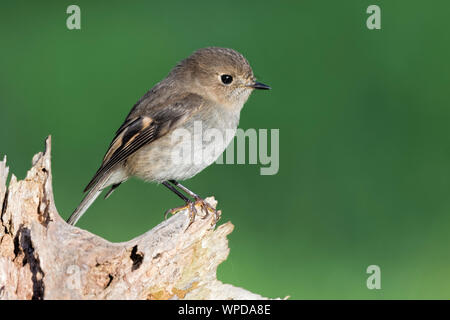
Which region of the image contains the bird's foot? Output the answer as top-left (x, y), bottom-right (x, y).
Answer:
top-left (164, 201), bottom-right (196, 220)
top-left (193, 197), bottom-right (221, 224)
top-left (164, 201), bottom-right (199, 230)
top-left (164, 197), bottom-right (220, 229)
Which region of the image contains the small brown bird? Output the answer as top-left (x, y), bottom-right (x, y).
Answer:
top-left (67, 47), bottom-right (270, 226)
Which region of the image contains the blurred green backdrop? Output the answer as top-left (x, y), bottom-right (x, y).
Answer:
top-left (1, 0), bottom-right (450, 299)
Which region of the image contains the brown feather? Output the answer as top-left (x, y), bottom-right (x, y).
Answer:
top-left (84, 94), bottom-right (204, 193)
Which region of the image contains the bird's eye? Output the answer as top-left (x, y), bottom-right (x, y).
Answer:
top-left (221, 74), bottom-right (233, 85)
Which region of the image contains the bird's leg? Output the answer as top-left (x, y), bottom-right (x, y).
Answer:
top-left (162, 181), bottom-right (197, 228)
top-left (169, 180), bottom-right (220, 223)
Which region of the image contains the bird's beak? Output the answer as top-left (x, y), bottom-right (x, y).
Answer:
top-left (248, 81), bottom-right (271, 90)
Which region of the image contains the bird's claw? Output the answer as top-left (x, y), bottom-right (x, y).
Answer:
top-left (194, 197), bottom-right (220, 224)
top-left (163, 197), bottom-right (220, 229)
top-left (164, 203), bottom-right (189, 220)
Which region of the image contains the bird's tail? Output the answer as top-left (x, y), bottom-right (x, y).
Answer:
top-left (67, 174), bottom-right (111, 226)
top-left (67, 187), bottom-right (103, 226)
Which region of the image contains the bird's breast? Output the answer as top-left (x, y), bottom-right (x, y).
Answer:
top-left (126, 104), bottom-right (240, 182)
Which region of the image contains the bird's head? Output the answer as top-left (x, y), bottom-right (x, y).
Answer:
top-left (173, 47), bottom-right (270, 109)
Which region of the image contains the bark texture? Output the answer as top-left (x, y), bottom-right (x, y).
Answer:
top-left (0, 136), bottom-right (267, 300)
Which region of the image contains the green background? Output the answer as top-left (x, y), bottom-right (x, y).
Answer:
top-left (1, 0), bottom-right (449, 299)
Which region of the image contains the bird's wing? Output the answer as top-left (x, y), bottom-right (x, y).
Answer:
top-left (83, 93), bottom-right (204, 192)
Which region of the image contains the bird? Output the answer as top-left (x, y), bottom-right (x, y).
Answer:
top-left (67, 47), bottom-right (270, 226)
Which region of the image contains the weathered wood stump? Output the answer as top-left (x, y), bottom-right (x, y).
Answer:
top-left (0, 137), bottom-right (268, 300)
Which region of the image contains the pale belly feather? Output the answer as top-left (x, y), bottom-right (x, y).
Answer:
top-left (125, 105), bottom-right (240, 182)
